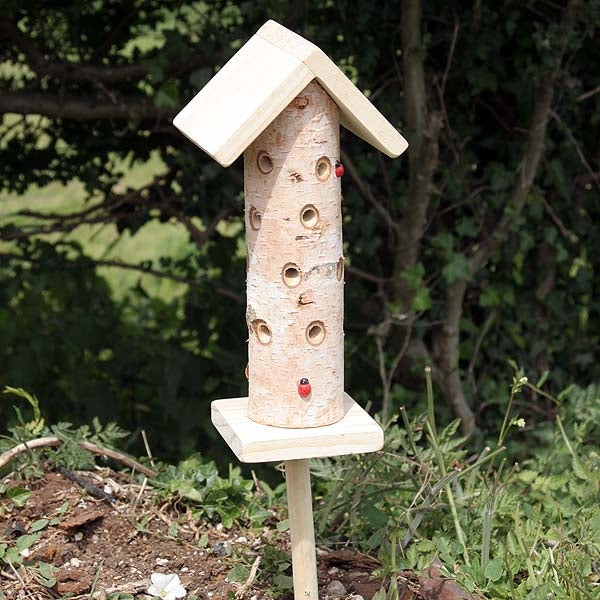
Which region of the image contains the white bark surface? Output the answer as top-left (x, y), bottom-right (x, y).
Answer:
top-left (245, 80), bottom-right (344, 428)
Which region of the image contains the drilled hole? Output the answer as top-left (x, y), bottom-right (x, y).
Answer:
top-left (248, 206), bottom-right (262, 231)
top-left (300, 204), bottom-right (320, 228)
top-left (306, 321), bottom-right (325, 346)
top-left (336, 256), bottom-right (344, 281)
top-left (315, 157), bottom-right (332, 182)
top-left (257, 151), bottom-right (273, 174)
top-left (282, 263), bottom-right (302, 288)
top-left (293, 96), bottom-right (309, 109)
top-left (252, 319), bottom-right (272, 345)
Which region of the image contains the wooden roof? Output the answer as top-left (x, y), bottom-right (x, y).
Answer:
top-left (173, 20), bottom-right (408, 167)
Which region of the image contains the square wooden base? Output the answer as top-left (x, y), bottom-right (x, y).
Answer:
top-left (211, 393), bottom-right (383, 463)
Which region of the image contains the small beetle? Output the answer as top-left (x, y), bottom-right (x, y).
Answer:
top-left (298, 377), bottom-right (311, 398)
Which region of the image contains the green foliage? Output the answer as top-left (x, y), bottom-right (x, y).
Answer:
top-left (0, 0), bottom-right (597, 461)
top-left (0, 529), bottom-right (56, 588)
top-left (1, 384), bottom-right (134, 472)
top-left (229, 541), bottom-right (293, 598)
top-left (314, 379), bottom-right (600, 599)
top-left (151, 454), bottom-right (272, 529)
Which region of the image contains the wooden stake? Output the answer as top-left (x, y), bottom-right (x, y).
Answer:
top-left (285, 459), bottom-right (319, 599)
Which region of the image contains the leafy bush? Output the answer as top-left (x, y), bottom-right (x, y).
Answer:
top-left (313, 376), bottom-right (600, 598)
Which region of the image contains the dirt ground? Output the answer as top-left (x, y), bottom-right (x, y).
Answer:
top-left (0, 468), bottom-right (426, 600)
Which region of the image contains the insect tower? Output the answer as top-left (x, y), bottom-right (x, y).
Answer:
top-left (174, 20), bottom-right (408, 599)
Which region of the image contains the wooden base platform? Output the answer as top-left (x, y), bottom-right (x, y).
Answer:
top-left (211, 393), bottom-right (383, 463)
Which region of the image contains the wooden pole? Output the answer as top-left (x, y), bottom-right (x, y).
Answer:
top-left (285, 459), bottom-right (319, 599)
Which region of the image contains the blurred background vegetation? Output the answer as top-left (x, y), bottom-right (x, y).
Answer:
top-left (0, 0), bottom-right (598, 465)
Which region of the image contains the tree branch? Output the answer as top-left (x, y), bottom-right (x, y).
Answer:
top-left (394, 0), bottom-right (444, 308)
top-left (437, 0), bottom-right (581, 434)
top-left (0, 252), bottom-right (244, 303)
top-left (0, 17), bottom-right (217, 83)
top-left (0, 436), bottom-right (157, 477)
top-left (0, 91), bottom-right (173, 121)
top-left (468, 0), bottom-right (580, 276)
top-left (468, 77), bottom-right (555, 275)
top-left (340, 150), bottom-right (399, 234)
top-left (435, 279), bottom-right (475, 433)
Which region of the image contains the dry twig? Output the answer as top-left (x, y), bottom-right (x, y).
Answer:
top-left (233, 555), bottom-right (261, 599)
top-left (0, 436), bottom-right (157, 477)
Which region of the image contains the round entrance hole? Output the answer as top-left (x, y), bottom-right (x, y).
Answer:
top-left (248, 206), bottom-right (262, 231)
top-left (282, 263), bottom-right (302, 288)
top-left (252, 319), bottom-right (272, 345)
top-left (336, 256), bottom-right (344, 281)
top-left (315, 157), bottom-right (332, 182)
top-left (306, 321), bottom-right (326, 346)
top-left (300, 204), bottom-right (320, 228)
top-left (257, 151), bottom-right (274, 174)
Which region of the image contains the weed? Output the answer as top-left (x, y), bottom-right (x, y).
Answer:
top-left (150, 454), bottom-right (274, 529)
top-left (314, 371), bottom-right (600, 599)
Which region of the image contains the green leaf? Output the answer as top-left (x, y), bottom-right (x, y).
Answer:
top-left (442, 253), bottom-right (469, 284)
top-left (572, 458), bottom-right (590, 480)
top-left (3, 547), bottom-right (22, 565)
top-left (154, 81), bottom-right (179, 109)
top-left (30, 519), bottom-right (49, 532)
top-left (456, 218), bottom-right (477, 238)
top-left (536, 370), bottom-right (549, 388)
top-left (7, 486), bottom-right (30, 507)
top-left (55, 501), bottom-right (70, 515)
top-left (276, 519), bottom-right (289, 532)
top-left (226, 564), bottom-right (250, 583)
top-left (36, 562), bottom-right (57, 587)
top-left (411, 286), bottom-right (432, 312)
top-left (484, 556), bottom-right (504, 582)
top-left (431, 232), bottom-right (454, 253)
top-left (364, 505), bottom-right (388, 529)
top-left (371, 589), bottom-right (387, 600)
top-left (273, 574), bottom-right (293, 590)
top-left (16, 533), bottom-right (40, 552)
top-left (189, 67), bottom-right (213, 89)
top-left (38, 562), bottom-right (54, 578)
top-left (401, 263), bottom-right (426, 289)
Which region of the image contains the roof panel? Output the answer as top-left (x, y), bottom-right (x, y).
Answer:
top-left (257, 21), bottom-right (408, 158)
top-left (173, 35), bottom-right (313, 166)
top-left (174, 21), bottom-right (408, 166)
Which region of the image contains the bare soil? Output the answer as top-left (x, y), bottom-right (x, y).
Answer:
top-left (0, 468), bottom-right (423, 600)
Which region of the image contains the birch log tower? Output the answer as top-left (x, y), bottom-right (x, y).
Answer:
top-left (174, 20), bottom-right (408, 599)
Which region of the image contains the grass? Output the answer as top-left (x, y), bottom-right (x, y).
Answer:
top-left (2, 376), bottom-right (600, 599)
top-left (311, 374), bottom-right (600, 599)
top-left (0, 150), bottom-right (195, 302)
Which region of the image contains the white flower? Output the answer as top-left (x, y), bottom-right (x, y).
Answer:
top-left (516, 418), bottom-right (526, 428)
top-left (147, 573), bottom-right (186, 600)
top-left (20, 548), bottom-right (30, 558)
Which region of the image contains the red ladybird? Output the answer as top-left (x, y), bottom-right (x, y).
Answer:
top-left (335, 160), bottom-right (344, 178)
top-left (298, 377), bottom-right (311, 398)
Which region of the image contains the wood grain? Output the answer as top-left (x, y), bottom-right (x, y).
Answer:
top-left (211, 394), bottom-right (384, 463)
top-left (285, 459), bottom-right (319, 600)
